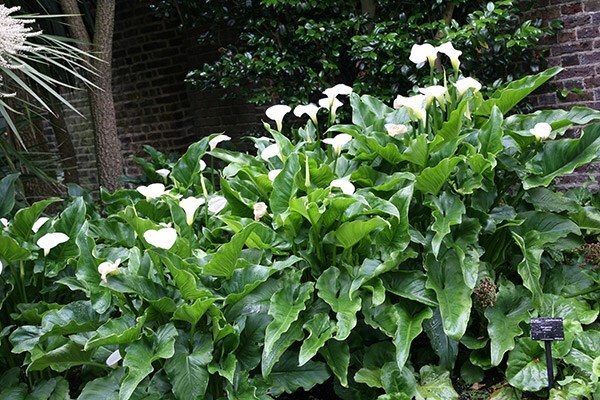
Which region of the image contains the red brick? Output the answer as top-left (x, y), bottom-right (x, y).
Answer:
top-left (561, 2), bottom-right (583, 14)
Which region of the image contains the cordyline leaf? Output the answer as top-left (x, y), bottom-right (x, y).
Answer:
top-left (316, 267), bottom-right (361, 340)
top-left (428, 192), bottom-right (465, 258)
top-left (523, 123), bottom-right (600, 189)
top-left (299, 313), bottom-right (335, 366)
top-left (506, 338), bottom-right (549, 392)
top-left (425, 252), bottom-right (472, 340)
top-left (203, 223), bottom-right (257, 278)
top-left (120, 323), bottom-right (178, 400)
top-left (485, 282), bottom-right (532, 366)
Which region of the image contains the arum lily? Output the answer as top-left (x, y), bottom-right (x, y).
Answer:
top-left (323, 133), bottom-right (352, 156)
top-left (106, 350), bottom-right (122, 368)
top-left (144, 227), bottom-right (177, 250)
top-left (0, 260), bottom-right (2, 274)
top-left (323, 83), bottom-right (353, 100)
top-left (98, 258), bottom-right (121, 284)
top-left (455, 77), bottom-right (482, 96)
top-left (419, 85), bottom-right (448, 106)
top-left (199, 159), bottom-right (207, 171)
top-left (32, 217), bottom-right (49, 233)
top-left (155, 168), bottom-right (170, 178)
top-left (393, 94), bottom-right (427, 125)
top-left (253, 202), bottom-right (268, 221)
top-left (409, 43), bottom-right (437, 68)
top-left (319, 96), bottom-right (344, 123)
top-left (209, 134), bottom-right (231, 150)
top-left (180, 196), bottom-right (205, 225)
top-left (293, 103), bottom-right (321, 126)
top-left (137, 183), bottom-right (166, 201)
top-left (437, 42), bottom-right (462, 71)
top-left (385, 123), bottom-right (408, 137)
top-left (208, 196), bottom-right (227, 214)
top-left (268, 169), bottom-right (282, 182)
top-left (0, 218), bottom-right (8, 227)
top-left (530, 123), bottom-right (552, 140)
top-left (37, 232), bottom-right (69, 256)
top-left (266, 104), bottom-right (291, 132)
top-left (330, 178), bottom-right (355, 195)
top-left (261, 143), bottom-right (281, 161)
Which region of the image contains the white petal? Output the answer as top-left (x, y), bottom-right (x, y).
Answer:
top-left (253, 202), bottom-right (268, 221)
top-left (106, 350), bottom-right (122, 367)
top-left (0, 260), bottom-right (3, 274)
top-left (180, 196), bottom-right (205, 225)
top-left (293, 104), bottom-right (321, 119)
top-left (0, 218), bottom-right (8, 227)
top-left (409, 43), bottom-right (437, 66)
top-left (209, 134), bottom-right (231, 150)
top-left (156, 168), bottom-right (170, 178)
top-left (437, 42), bottom-right (462, 68)
top-left (419, 85), bottom-right (448, 99)
top-left (323, 133), bottom-right (352, 147)
top-left (384, 124), bottom-right (408, 137)
top-left (268, 169), bottom-right (282, 182)
top-left (208, 196), bottom-right (228, 214)
top-left (330, 178), bottom-right (355, 195)
top-left (32, 217), bottom-right (50, 233)
top-left (136, 183), bottom-right (166, 200)
top-left (323, 84), bottom-right (353, 99)
top-left (530, 123), bottom-right (552, 140)
top-left (455, 77), bottom-right (482, 96)
top-left (143, 228), bottom-right (178, 250)
top-left (37, 232), bottom-right (69, 255)
top-left (261, 144), bottom-right (281, 161)
top-left (199, 159), bottom-right (207, 171)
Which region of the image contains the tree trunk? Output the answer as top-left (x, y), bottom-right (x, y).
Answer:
top-left (60, 0), bottom-right (123, 192)
top-left (47, 94), bottom-right (80, 185)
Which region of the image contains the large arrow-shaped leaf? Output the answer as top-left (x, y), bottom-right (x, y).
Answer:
top-left (316, 267), bottom-right (361, 340)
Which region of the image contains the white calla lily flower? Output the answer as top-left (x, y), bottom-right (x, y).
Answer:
top-left (209, 134), bottom-right (231, 150)
top-left (0, 218), bottom-right (8, 227)
top-left (323, 84), bottom-right (353, 100)
top-left (261, 143), bottom-right (281, 161)
top-left (106, 350), bottom-right (122, 368)
top-left (266, 104), bottom-right (291, 132)
top-left (98, 258), bottom-right (121, 283)
top-left (330, 178), bottom-right (355, 195)
top-left (253, 202), bottom-right (268, 221)
top-left (437, 42), bottom-right (462, 71)
top-left (393, 94), bottom-right (427, 124)
top-left (155, 168), bottom-right (170, 178)
top-left (208, 196), bottom-right (228, 214)
top-left (32, 217), bottom-right (50, 233)
top-left (137, 183), bottom-right (166, 201)
top-left (455, 77), bottom-right (482, 96)
top-left (144, 227), bottom-right (177, 250)
top-left (268, 169), bottom-right (282, 182)
top-left (419, 85), bottom-right (448, 106)
top-left (199, 159), bottom-right (207, 172)
top-left (0, 260), bottom-right (2, 274)
top-left (323, 133), bottom-right (352, 156)
top-left (384, 124), bottom-right (408, 137)
top-left (530, 123), bottom-right (552, 141)
top-left (409, 43), bottom-right (437, 68)
top-left (293, 103), bottom-right (321, 126)
top-left (179, 196), bottom-right (205, 225)
top-left (37, 232), bottom-right (69, 256)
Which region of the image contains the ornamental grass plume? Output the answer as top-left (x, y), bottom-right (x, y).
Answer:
top-left (0, 5), bottom-right (40, 70)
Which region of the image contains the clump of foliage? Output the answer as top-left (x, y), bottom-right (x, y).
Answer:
top-left (0, 44), bottom-right (599, 399)
top-left (152, 0), bottom-right (559, 106)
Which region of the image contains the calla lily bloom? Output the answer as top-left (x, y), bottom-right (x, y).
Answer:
top-left (323, 133), bottom-right (352, 156)
top-left (209, 134), bottom-right (231, 150)
top-left (208, 196), bottom-right (228, 214)
top-left (419, 85), bottom-right (448, 106)
top-left (180, 196), bottom-right (205, 225)
top-left (455, 77), bottom-right (482, 96)
top-left (530, 123), bottom-right (552, 140)
top-left (0, 260), bottom-right (2, 274)
top-left (393, 94), bottom-right (427, 124)
top-left (37, 232), bottom-right (69, 256)
top-left (266, 104), bottom-right (291, 132)
top-left (323, 84), bottom-right (353, 100)
top-left (330, 178), bottom-right (355, 195)
top-left (199, 159), bottom-right (207, 171)
top-left (106, 350), bottom-right (122, 368)
top-left (98, 258), bottom-right (121, 283)
top-left (137, 183), bottom-right (166, 201)
top-left (144, 227), bottom-right (177, 250)
top-left (32, 217), bottom-right (50, 233)
top-left (385, 123), bottom-right (408, 137)
top-left (155, 168), bottom-right (170, 178)
top-left (261, 143), bottom-right (281, 161)
top-left (319, 97), bottom-right (344, 123)
top-left (268, 169), bottom-right (282, 182)
top-left (294, 104), bottom-right (321, 126)
top-left (253, 202), bottom-right (268, 221)
top-left (0, 218), bottom-right (8, 227)
top-left (437, 42), bottom-right (462, 71)
top-left (409, 43), bottom-right (437, 68)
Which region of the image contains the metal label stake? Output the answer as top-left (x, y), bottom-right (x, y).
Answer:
top-left (530, 318), bottom-right (564, 390)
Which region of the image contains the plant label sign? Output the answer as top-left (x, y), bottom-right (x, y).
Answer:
top-left (530, 318), bottom-right (564, 341)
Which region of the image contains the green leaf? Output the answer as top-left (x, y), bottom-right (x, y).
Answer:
top-left (564, 330), bottom-right (600, 373)
top-left (0, 173), bottom-right (19, 217)
top-left (78, 369), bottom-right (123, 400)
top-left (11, 198), bottom-right (62, 240)
top-left (428, 192), bottom-right (465, 257)
top-left (203, 223), bottom-right (257, 278)
top-left (319, 339), bottom-right (350, 387)
top-left (401, 134), bottom-right (428, 168)
top-left (316, 267), bottom-right (361, 340)
top-left (335, 217), bottom-right (389, 249)
top-left (489, 386), bottom-right (522, 400)
top-left (415, 157), bottom-right (461, 195)
top-left (120, 324), bottom-right (178, 400)
top-left (523, 123), bottom-right (600, 189)
top-left (384, 270), bottom-right (437, 307)
top-left (485, 282), bottom-right (532, 366)
top-left (506, 338), bottom-right (549, 392)
top-left (415, 365), bottom-right (459, 400)
top-left (171, 139), bottom-right (209, 189)
top-left (504, 106), bottom-right (600, 132)
top-left (270, 152), bottom-right (300, 214)
top-left (394, 301), bottom-right (433, 371)
top-left (299, 313), bottom-right (335, 366)
top-left (0, 236), bottom-right (31, 262)
top-left (28, 341), bottom-right (94, 372)
top-left (172, 298), bottom-right (215, 326)
top-left (479, 106), bottom-right (504, 156)
top-left (160, 252), bottom-right (210, 299)
top-left (511, 232), bottom-right (544, 310)
top-left (165, 333), bottom-right (212, 400)
top-left (268, 351), bottom-right (330, 396)
top-left (85, 314), bottom-right (146, 350)
top-left (351, 93), bottom-right (395, 129)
